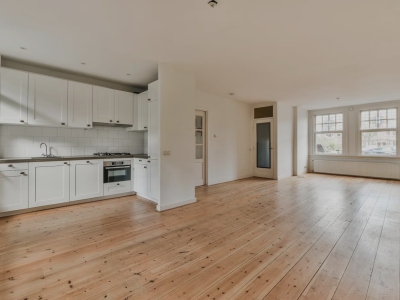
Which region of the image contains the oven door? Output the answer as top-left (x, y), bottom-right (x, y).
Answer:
top-left (104, 165), bottom-right (131, 183)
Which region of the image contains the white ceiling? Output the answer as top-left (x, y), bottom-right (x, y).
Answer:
top-left (1, 0), bottom-right (400, 109)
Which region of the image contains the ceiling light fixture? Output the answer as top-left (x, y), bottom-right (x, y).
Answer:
top-left (208, 0), bottom-right (218, 8)
top-left (229, 92), bottom-right (235, 96)
top-left (336, 97), bottom-right (340, 101)
top-left (126, 74), bottom-right (131, 76)
top-left (20, 47), bottom-right (27, 50)
top-left (81, 62), bottom-right (86, 65)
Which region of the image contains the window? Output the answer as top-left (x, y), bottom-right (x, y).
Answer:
top-left (360, 108), bottom-right (397, 155)
top-left (315, 113), bottom-right (343, 154)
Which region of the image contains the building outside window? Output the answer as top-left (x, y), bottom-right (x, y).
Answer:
top-left (360, 108), bottom-right (397, 155)
top-left (315, 113), bottom-right (343, 154)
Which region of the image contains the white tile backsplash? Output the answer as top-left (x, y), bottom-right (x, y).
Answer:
top-left (0, 125), bottom-right (146, 157)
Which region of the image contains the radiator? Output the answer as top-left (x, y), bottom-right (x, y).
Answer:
top-left (313, 159), bottom-right (400, 180)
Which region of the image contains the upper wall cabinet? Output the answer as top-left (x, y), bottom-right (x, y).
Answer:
top-left (68, 81), bottom-right (93, 128)
top-left (0, 68), bottom-right (28, 125)
top-left (148, 81), bottom-right (159, 102)
top-left (115, 90), bottom-right (133, 125)
top-left (28, 73), bottom-right (68, 126)
top-left (93, 86), bottom-right (115, 124)
top-left (139, 91), bottom-right (149, 130)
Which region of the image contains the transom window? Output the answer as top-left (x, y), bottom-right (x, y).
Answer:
top-left (315, 113), bottom-right (343, 154)
top-left (360, 108), bottom-right (397, 155)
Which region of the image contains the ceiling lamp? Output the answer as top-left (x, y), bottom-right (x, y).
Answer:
top-left (208, 0), bottom-right (218, 8)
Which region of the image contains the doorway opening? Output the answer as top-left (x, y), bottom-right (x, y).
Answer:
top-left (195, 110), bottom-right (207, 186)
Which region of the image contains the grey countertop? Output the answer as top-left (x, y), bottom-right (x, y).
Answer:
top-left (0, 154), bottom-right (149, 164)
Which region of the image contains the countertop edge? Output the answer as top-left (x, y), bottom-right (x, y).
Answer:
top-left (0, 155), bottom-right (150, 164)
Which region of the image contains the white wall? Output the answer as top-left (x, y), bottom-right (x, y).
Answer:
top-left (277, 102), bottom-right (294, 179)
top-left (196, 92), bottom-right (253, 185)
top-left (0, 125), bottom-right (145, 158)
top-left (294, 106), bottom-right (309, 175)
top-left (158, 64), bottom-right (196, 211)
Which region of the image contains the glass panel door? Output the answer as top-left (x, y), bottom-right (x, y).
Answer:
top-left (256, 122), bottom-right (271, 168)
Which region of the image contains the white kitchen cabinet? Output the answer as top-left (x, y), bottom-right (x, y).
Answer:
top-left (148, 80), bottom-right (159, 102)
top-left (0, 170), bottom-right (29, 212)
top-left (115, 90), bottom-right (133, 125)
top-left (70, 159), bottom-right (103, 201)
top-left (0, 68), bottom-right (28, 124)
top-left (29, 161), bottom-right (70, 207)
top-left (68, 81), bottom-right (93, 128)
top-left (28, 73), bottom-right (68, 126)
top-left (127, 91), bottom-right (148, 131)
top-left (134, 162), bottom-right (148, 197)
top-left (148, 100), bottom-right (159, 159)
top-left (104, 181), bottom-right (131, 196)
top-left (93, 86), bottom-right (115, 124)
top-left (148, 159), bottom-right (159, 201)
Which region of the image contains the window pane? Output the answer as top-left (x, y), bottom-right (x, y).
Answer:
top-left (388, 119), bottom-right (397, 128)
top-left (196, 145), bottom-right (203, 159)
top-left (361, 121), bottom-right (369, 129)
top-left (196, 131), bottom-right (203, 144)
top-left (379, 120), bottom-right (387, 129)
top-left (329, 114), bottom-right (336, 122)
top-left (322, 124), bottom-right (329, 131)
top-left (370, 110), bottom-right (378, 120)
top-left (336, 123), bottom-right (343, 131)
top-left (316, 124), bottom-right (322, 132)
top-left (379, 109), bottom-right (386, 120)
top-left (322, 115), bottom-right (329, 123)
top-left (195, 116), bottom-right (203, 129)
top-left (370, 120), bottom-right (377, 129)
top-left (336, 114), bottom-right (343, 122)
top-left (388, 109), bottom-right (396, 119)
top-left (328, 123), bottom-right (335, 131)
top-left (316, 115), bottom-right (323, 124)
top-left (361, 111), bottom-right (369, 121)
top-left (316, 133), bottom-right (342, 154)
top-left (361, 131), bottom-right (396, 155)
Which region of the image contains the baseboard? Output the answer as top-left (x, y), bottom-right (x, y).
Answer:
top-left (277, 173), bottom-right (294, 180)
top-left (136, 193), bottom-right (158, 204)
top-left (157, 198), bottom-right (197, 212)
top-left (208, 174), bottom-right (253, 186)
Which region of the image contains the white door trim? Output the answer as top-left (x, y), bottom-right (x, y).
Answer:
top-left (253, 118), bottom-right (274, 178)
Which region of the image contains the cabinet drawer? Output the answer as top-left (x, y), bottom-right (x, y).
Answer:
top-left (0, 163), bottom-right (29, 172)
top-left (104, 181), bottom-right (131, 196)
top-left (134, 158), bottom-right (148, 165)
top-left (0, 170), bottom-right (29, 212)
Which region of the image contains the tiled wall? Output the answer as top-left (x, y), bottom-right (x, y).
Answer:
top-left (0, 125), bottom-right (147, 158)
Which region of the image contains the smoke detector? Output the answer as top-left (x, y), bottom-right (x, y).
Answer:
top-left (208, 0), bottom-right (218, 8)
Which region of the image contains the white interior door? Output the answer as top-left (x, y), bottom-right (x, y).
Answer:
top-left (195, 110), bottom-right (206, 186)
top-left (253, 119), bottom-right (274, 178)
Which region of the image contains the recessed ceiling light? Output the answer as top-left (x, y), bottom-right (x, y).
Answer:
top-left (229, 92), bottom-right (235, 96)
top-left (20, 47), bottom-right (27, 50)
top-left (81, 62), bottom-right (86, 65)
top-left (208, 0), bottom-right (218, 8)
top-left (126, 74), bottom-right (131, 76)
top-left (336, 97), bottom-right (340, 101)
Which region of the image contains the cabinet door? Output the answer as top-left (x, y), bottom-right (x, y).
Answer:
top-left (28, 73), bottom-right (68, 126)
top-left (134, 163), bottom-right (148, 197)
top-left (0, 68), bottom-right (28, 124)
top-left (148, 159), bottom-right (159, 201)
top-left (93, 86), bottom-right (115, 124)
top-left (115, 90), bottom-right (133, 125)
top-left (0, 170), bottom-right (29, 212)
top-left (148, 100), bottom-right (159, 159)
top-left (139, 91), bottom-right (148, 130)
top-left (29, 161), bottom-right (70, 207)
top-left (70, 159), bottom-right (103, 201)
top-left (68, 81), bottom-right (93, 128)
top-left (148, 80), bottom-right (159, 102)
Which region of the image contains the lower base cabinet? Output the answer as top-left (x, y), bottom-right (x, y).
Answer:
top-left (70, 160), bottom-right (103, 201)
top-left (134, 162), bottom-right (148, 197)
top-left (134, 158), bottom-right (159, 202)
top-left (148, 159), bottom-right (159, 200)
top-left (104, 181), bottom-right (131, 196)
top-left (0, 170), bottom-right (29, 212)
top-left (29, 161), bottom-right (70, 208)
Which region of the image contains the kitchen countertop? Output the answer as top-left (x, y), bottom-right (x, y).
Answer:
top-left (0, 154), bottom-right (149, 164)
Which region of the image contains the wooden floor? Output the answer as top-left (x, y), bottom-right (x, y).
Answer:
top-left (0, 174), bottom-right (399, 300)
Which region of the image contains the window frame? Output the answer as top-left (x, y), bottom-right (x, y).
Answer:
top-left (310, 109), bottom-right (347, 155)
top-left (356, 105), bottom-right (399, 156)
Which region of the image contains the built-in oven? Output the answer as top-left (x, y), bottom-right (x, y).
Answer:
top-left (104, 160), bottom-right (131, 183)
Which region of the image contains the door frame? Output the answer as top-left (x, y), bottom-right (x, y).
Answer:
top-left (253, 118), bottom-right (274, 178)
top-left (195, 108), bottom-right (208, 186)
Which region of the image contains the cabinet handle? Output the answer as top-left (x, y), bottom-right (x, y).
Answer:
top-left (20, 120), bottom-right (24, 123)
top-left (148, 99), bottom-right (151, 101)
top-left (110, 120), bottom-right (113, 122)
top-left (20, 172), bottom-right (25, 175)
top-left (64, 162), bottom-right (68, 165)
top-left (139, 159), bottom-right (142, 161)
top-left (87, 161), bottom-right (90, 163)
top-left (61, 123), bottom-right (65, 125)
top-left (117, 121), bottom-right (120, 123)
top-left (87, 124), bottom-right (91, 127)
top-left (144, 166), bottom-right (147, 169)
top-left (117, 183), bottom-right (120, 185)
top-left (8, 165), bottom-right (13, 167)
top-left (148, 160), bottom-right (150, 163)
top-left (144, 127), bottom-right (147, 129)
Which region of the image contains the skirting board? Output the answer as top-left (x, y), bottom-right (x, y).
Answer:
top-left (157, 198), bottom-right (197, 212)
top-left (277, 173), bottom-right (294, 180)
top-left (208, 174), bottom-right (253, 186)
top-left (0, 192), bottom-right (137, 218)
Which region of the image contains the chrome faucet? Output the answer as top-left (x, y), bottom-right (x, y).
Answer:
top-left (40, 143), bottom-right (49, 157)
